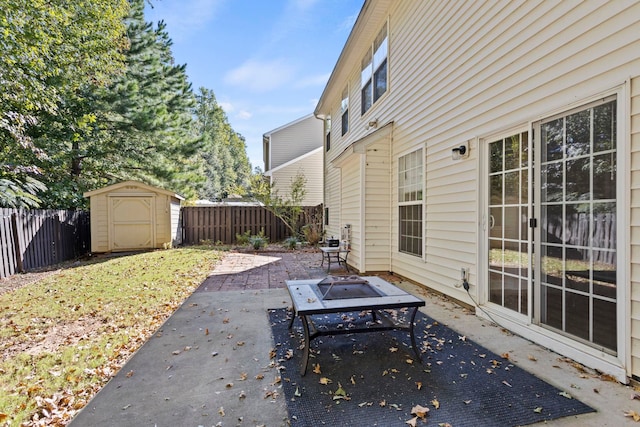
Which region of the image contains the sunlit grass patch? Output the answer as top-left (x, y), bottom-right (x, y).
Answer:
top-left (0, 246), bottom-right (223, 426)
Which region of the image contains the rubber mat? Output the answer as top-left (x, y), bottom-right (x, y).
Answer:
top-left (269, 308), bottom-right (595, 427)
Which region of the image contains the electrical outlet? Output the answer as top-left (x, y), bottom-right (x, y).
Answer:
top-left (461, 267), bottom-right (469, 281)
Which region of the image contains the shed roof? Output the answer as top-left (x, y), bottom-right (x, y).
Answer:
top-left (83, 180), bottom-right (184, 200)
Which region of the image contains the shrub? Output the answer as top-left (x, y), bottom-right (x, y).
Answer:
top-left (284, 236), bottom-right (299, 250)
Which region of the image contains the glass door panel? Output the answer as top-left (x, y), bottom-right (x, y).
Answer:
top-left (537, 98), bottom-right (617, 353)
top-left (488, 132), bottom-right (529, 315)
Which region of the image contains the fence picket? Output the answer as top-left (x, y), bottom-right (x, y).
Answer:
top-left (0, 209), bottom-right (90, 279)
top-left (181, 205), bottom-right (322, 245)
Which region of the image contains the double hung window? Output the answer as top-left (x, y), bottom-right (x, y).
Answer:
top-left (399, 149), bottom-right (423, 257)
top-left (361, 22), bottom-right (388, 115)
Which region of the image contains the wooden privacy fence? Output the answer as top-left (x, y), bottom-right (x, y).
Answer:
top-left (181, 205), bottom-right (322, 245)
top-left (0, 208), bottom-right (90, 279)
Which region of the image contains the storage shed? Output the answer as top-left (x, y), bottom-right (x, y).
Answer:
top-left (83, 181), bottom-right (183, 253)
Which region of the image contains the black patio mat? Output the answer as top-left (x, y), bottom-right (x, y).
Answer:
top-left (268, 308), bottom-right (595, 427)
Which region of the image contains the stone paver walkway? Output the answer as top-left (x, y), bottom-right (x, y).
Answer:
top-left (196, 250), bottom-right (348, 292)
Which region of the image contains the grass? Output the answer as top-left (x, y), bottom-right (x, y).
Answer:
top-left (0, 246), bottom-right (223, 426)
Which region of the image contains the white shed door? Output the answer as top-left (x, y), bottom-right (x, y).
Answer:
top-left (109, 196), bottom-right (154, 251)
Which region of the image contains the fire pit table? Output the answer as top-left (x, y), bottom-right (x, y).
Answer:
top-left (285, 276), bottom-right (425, 375)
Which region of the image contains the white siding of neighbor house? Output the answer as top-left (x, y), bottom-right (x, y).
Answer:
top-left (270, 148), bottom-right (324, 206)
top-left (319, 0), bottom-right (640, 381)
top-left (631, 76), bottom-right (640, 378)
top-left (267, 115), bottom-right (323, 171)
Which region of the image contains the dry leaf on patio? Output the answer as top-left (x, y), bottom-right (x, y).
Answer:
top-left (390, 347), bottom-right (399, 352)
top-left (501, 352), bottom-right (511, 360)
top-left (319, 377), bottom-right (332, 385)
top-left (313, 363), bottom-right (322, 374)
top-left (416, 381), bottom-right (422, 390)
top-left (438, 423), bottom-right (453, 427)
top-left (412, 404), bottom-right (430, 418)
top-left (559, 391), bottom-right (573, 399)
top-left (218, 406), bottom-right (225, 416)
top-left (431, 399), bottom-right (440, 409)
top-left (528, 355), bottom-right (537, 361)
top-left (625, 410), bottom-right (640, 421)
top-left (534, 407), bottom-right (543, 413)
top-left (333, 383), bottom-right (350, 401)
top-left (405, 416), bottom-right (418, 427)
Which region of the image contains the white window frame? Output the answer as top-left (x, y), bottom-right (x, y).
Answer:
top-left (398, 148), bottom-right (424, 257)
top-left (361, 20), bottom-right (388, 115)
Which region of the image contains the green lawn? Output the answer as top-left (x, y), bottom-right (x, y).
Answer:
top-left (0, 247), bottom-right (223, 426)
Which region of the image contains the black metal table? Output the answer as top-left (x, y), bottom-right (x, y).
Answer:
top-left (319, 246), bottom-right (350, 272)
top-left (285, 276), bottom-right (425, 375)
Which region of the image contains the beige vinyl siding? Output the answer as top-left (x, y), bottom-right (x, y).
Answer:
top-left (377, 0), bottom-right (639, 295)
top-left (271, 148), bottom-right (324, 206)
top-left (341, 156), bottom-right (361, 272)
top-left (631, 76), bottom-right (640, 378)
top-left (90, 193), bottom-right (110, 252)
top-left (363, 139), bottom-right (391, 271)
top-left (268, 115), bottom-right (323, 170)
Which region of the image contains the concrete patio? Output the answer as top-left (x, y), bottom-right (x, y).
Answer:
top-left (70, 250), bottom-right (639, 426)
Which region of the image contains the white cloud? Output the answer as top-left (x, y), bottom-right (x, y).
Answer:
top-left (218, 101), bottom-right (234, 113)
top-left (224, 59), bottom-right (296, 92)
top-left (294, 72), bottom-right (330, 89)
top-left (146, 0), bottom-right (224, 42)
top-left (237, 110), bottom-right (252, 120)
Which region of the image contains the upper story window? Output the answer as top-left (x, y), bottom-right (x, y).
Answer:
top-left (341, 87), bottom-right (349, 136)
top-left (361, 21), bottom-right (388, 115)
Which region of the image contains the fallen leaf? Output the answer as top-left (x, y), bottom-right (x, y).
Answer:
top-left (255, 374), bottom-right (264, 380)
top-left (226, 382), bottom-right (233, 388)
top-left (431, 399), bottom-right (440, 409)
top-left (625, 410), bottom-right (640, 421)
top-left (406, 359), bottom-right (414, 364)
top-left (412, 404), bottom-right (430, 418)
top-left (313, 364), bottom-right (321, 374)
top-left (223, 318), bottom-right (230, 324)
top-left (239, 372), bottom-right (248, 381)
top-left (205, 328), bottom-right (209, 335)
top-left (379, 399), bottom-right (387, 407)
top-left (463, 400), bottom-right (472, 405)
top-left (438, 423), bottom-right (453, 427)
top-left (294, 387), bottom-right (301, 397)
top-left (501, 352), bottom-right (510, 360)
top-left (416, 381), bottom-right (422, 390)
top-left (218, 406), bottom-right (225, 416)
top-left (559, 391), bottom-right (573, 399)
top-left (238, 391), bottom-right (246, 399)
top-left (458, 335), bottom-right (466, 341)
top-left (528, 355), bottom-right (537, 361)
top-left (333, 383), bottom-right (350, 401)
top-left (631, 393), bottom-right (640, 400)
top-left (319, 377), bottom-right (332, 385)
top-left (126, 370), bottom-right (134, 378)
top-left (405, 416), bottom-right (418, 426)
top-left (534, 407), bottom-right (543, 413)
top-left (502, 380), bottom-right (512, 387)
top-left (390, 347), bottom-right (399, 352)
top-left (350, 375), bottom-right (356, 385)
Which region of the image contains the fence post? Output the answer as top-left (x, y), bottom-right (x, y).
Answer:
top-left (10, 213), bottom-right (24, 273)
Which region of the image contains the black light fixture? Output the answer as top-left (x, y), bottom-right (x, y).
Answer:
top-left (451, 143), bottom-right (468, 160)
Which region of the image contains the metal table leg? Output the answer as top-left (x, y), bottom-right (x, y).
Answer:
top-left (300, 315), bottom-right (311, 375)
top-left (409, 306), bottom-right (422, 362)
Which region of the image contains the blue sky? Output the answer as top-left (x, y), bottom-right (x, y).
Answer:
top-left (144, 0), bottom-right (363, 171)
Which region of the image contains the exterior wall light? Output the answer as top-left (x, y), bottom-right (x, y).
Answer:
top-left (451, 142), bottom-right (469, 160)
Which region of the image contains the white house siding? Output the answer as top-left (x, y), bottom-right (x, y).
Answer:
top-left (317, 0), bottom-right (640, 381)
top-left (266, 115), bottom-right (323, 170)
top-left (340, 155), bottom-right (362, 272)
top-left (270, 148), bottom-right (324, 206)
top-left (363, 138), bottom-right (391, 272)
top-left (631, 76), bottom-right (640, 378)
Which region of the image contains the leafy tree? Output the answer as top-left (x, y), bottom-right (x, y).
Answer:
top-left (0, 0), bottom-right (129, 207)
top-left (193, 88), bottom-right (251, 200)
top-left (249, 171), bottom-right (307, 237)
top-left (34, 0), bottom-right (202, 207)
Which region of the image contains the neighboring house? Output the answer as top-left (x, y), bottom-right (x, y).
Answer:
top-left (315, 0), bottom-right (640, 383)
top-left (263, 114), bottom-right (324, 206)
